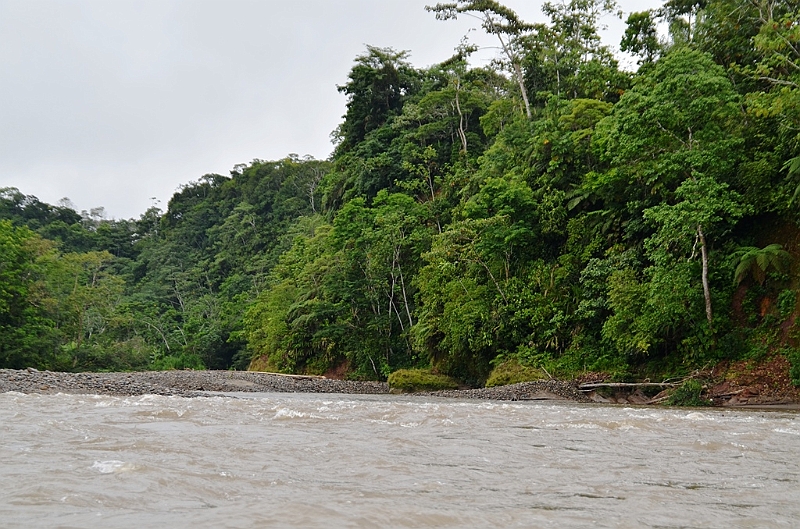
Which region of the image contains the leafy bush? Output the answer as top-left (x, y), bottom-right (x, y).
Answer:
top-left (485, 358), bottom-right (544, 387)
top-left (666, 379), bottom-right (711, 407)
top-left (786, 348), bottom-right (800, 387)
top-left (387, 369), bottom-right (459, 393)
top-left (149, 352), bottom-right (205, 371)
top-left (777, 289), bottom-right (797, 319)
top-left (248, 355), bottom-right (278, 372)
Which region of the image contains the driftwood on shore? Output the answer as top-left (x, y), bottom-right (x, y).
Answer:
top-left (250, 371), bottom-right (326, 380)
top-left (578, 382), bottom-right (680, 391)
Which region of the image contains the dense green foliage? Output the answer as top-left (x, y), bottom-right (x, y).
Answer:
top-left (2, 0), bottom-right (799, 383)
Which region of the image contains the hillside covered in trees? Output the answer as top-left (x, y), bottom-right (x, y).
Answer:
top-left (2, 0), bottom-right (799, 387)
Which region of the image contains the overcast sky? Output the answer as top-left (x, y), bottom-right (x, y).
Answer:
top-left (0, 0), bottom-right (661, 219)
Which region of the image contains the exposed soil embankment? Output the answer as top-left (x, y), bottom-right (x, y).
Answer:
top-left (571, 355), bottom-right (800, 407)
top-left (706, 356), bottom-right (800, 406)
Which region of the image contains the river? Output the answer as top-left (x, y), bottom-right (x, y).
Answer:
top-left (1, 391), bottom-right (798, 528)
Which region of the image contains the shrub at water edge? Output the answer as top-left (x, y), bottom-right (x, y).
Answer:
top-left (485, 358), bottom-right (546, 387)
top-left (666, 380), bottom-right (712, 407)
top-left (387, 369), bottom-right (459, 393)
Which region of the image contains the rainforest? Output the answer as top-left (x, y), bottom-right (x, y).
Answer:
top-left (1, 0), bottom-right (799, 390)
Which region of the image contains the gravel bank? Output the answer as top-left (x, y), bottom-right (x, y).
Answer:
top-left (424, 380), bottom-right (592, 402)
top-left (0, 369), bottom-right (590, 402)
top-left (0, 369), bottom-right (388, 397)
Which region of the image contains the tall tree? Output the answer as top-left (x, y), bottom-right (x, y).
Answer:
top-left (334, 46), bottom-right (420, 152)
top-left (644, 175), bottom-right (748, 325)
top-left (621, 10), bottom-right (662, 65)
top-left (593, 48), bottom-right (747, 356)
top-left (427, 0), bottom-right (538, 118)
top-left (536, 0), bottom-right (624, 100)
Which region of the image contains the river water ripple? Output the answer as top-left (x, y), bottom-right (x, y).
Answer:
top-left (1, 392), bottom-right (798, 528)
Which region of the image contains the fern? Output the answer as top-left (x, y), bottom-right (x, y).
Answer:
top-left (733, 244), bottom-right (791, 285)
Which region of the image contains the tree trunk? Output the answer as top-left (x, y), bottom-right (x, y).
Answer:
top-left (512, 62), bottom-right (532, 120)
top-left (698, 224), bottom-right (712, 325)
top-left (453, 78), bottom-right (468, 154)
top-left (397, 259), bottom-right (414, 328)
top-left (485, 14), bottom-right (532, 120)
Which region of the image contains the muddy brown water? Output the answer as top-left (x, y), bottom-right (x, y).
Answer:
top-left (1, 391), bottom-right (798, 528)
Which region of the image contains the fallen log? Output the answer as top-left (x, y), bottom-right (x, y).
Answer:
top-left (708, 389), bottom-right (745, 398)
top-left (578, 382), bottom-right (680, 391)
top-left (250, 372), bottom-right (327, 380)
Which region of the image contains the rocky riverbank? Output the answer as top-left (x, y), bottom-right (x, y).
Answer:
top-left (425, 380), bottom-right (592, 402)
top-left (0, 368), bottom-right (589, 402)
top-left (0, 369), bottom-right (389, 397)
top-left (3, 366), bottom-right (798, 406)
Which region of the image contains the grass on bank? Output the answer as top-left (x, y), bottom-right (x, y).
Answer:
top-left (485, 358), bottom-right (546, 387)
top-left (387, 369), bottom-right (459, 393)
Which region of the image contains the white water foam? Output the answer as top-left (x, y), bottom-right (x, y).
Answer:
top-left (91, 460), bottom-right (136, 474)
